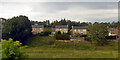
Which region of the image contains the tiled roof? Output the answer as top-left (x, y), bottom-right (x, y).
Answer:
top-left (73, 26), bottom-right (86, 29)
top-left (55, 25), bottom-right (68, 28)
top-left (32, 25), bottom-right (44, 28)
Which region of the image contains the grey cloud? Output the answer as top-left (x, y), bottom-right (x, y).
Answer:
top-left (0, 2), bottom-right (118, 23)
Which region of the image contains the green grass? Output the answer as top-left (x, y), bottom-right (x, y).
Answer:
top-left (28, 35), bottom-right (55, 47)
top-left (24, 47), bottom-right (118, 58)
top-left (25, 35), bottom-right (118, 58)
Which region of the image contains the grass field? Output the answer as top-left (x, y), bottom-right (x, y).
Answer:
top-left (24, 35), bottom-right (118, 58)
top-left (24, 47), bottom-right (118, 58)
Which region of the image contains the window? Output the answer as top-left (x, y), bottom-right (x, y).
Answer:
top-left (60, 29), bottom-right (62, 31)
top-left (40, 28), bottom-right (41, 30)
top-left (83, 29), bottom-right (86, 31)
top-left (74, 29), bottom-right (76, 32)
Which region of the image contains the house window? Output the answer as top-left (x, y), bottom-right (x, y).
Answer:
top-left (40, 28), bottom-right (41, 30)
top-left (83, 29), bottom-right (86, 31)
top-left (60, 28), bottom-right (62, 31)
top-left (74, 29), bottom-right (76, 32)
top-left (78, 30), bottom-right (80, 32)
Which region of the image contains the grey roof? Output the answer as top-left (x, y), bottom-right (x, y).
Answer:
top-left (32, 25), bottom-right (44, 28)
top-left (73, 26), bottom-right (86, 29)
top-left (55, 25), bottom-right (68, 28)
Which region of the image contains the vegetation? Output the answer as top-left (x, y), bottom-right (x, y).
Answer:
top-left (28, 35), bottom-right (55, 47)
top-left (25, 35), bottom-right (118, 58)
top-left (1, 16), bottom-right (119, 58)
top-left (2, 15), bottom-right (32, 44)
top-left (2, 38), bottom-right (28, 59)
top-left (39, 31), bottom-right (51, 36)
top-left (88, 23), bottom-right (109, 46)
top-left (24, 47), bottom-right (118, 58)
top-left (54, 31), bottom-right (70, 40)
top-left (84, 37), bottom-right (92, 42)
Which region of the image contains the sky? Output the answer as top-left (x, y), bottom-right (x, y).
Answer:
top-left (0, 0), bottom-right (119, 23)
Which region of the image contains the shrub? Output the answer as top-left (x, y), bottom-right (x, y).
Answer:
top-left (2, 38), bottom-right (28, 59)
top-left (84, 37), bottom-right (91, 42)
top-left (54, 31), bottom-right (70, 40)
top-left (54, 31), bottom-right (61, 40)
top-left (74, 33), bottom-right (81, 37)
top-left (80, 35), bottom-right (87, 37)
top-left (61, 33), bottom-right (70, 40)
top-left (53, 41), bottom-right (93, 50)
top-left (39, 31), bottom-right (51, 36)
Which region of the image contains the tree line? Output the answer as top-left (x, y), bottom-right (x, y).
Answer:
top-left (0, 15), bottom-right (120, 45)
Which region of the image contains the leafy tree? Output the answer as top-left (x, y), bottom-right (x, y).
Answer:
top-left (2, 38), bottom-right (28, 59)
top-left (54, 31), bottom-right (61, 40)
top-left (2, 15), bottom-right (32, 43)
top-left (61, 33), bottom-right (70, 40)
top-left (88, 23), bottom-right (109, 46)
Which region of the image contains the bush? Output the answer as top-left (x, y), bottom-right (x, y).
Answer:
top-left (2, 38), bottom-right (28, 59)
top-left (54, 31), bottom-right (61, 40)
top-left (74, 33), bottom-right (82, 37)
top-left (84, 37), bottom-right (91, 42)
top-left (61, 33), bottom-right (70, 40)
top-left (53, 41), bottom-right (93, 50)
top-left (39, 31), bottom-right (51, 36)
top-left (80, 35), bottom-right (87, 37)
top-left (106, 36), bottom-right (117, 40)
top-left (54, 31), bottom-right (70, 40)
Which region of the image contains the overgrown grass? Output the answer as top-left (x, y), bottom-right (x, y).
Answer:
top-left (25, 35), bottom-right (118, 58)
top-left (24, 47), bottom-right (118, 58)
top-left (28, 35), bottom-right (55, 47)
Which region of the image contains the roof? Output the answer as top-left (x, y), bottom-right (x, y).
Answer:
top-left (55, 25), bottom-right (68, 28)
top-left (32, 25), bottom-right (44, 28)
top-left (73, 26), bottom-right (86, 29)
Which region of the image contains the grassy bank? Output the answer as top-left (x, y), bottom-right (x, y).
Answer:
top-left (24, 35), bottom-right (118, 58)
top-left (24, 47), bottom-right (118, 58)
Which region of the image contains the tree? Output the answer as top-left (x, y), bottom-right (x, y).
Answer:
top-left (2, 38), bottom-right (28, 59)
top-left (54, 31), bottom-right (61, 40)
top-left (88, 23), bottom-right (109, 46)
top-left (2, 15), bottom-right (32, 43)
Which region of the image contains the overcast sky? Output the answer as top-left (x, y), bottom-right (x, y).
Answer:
top-left (0, 0), bottom-right (119, 23)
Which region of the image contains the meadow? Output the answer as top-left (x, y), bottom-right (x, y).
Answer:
top-left (24, 35), bottom-right (118, 58)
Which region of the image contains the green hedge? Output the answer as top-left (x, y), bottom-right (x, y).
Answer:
top-left (54, 31), bottom-right (70, 40)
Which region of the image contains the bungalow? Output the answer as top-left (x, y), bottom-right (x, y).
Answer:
top-left (53, 25), bottom-right (68, 34)
top-left (71, 26), bottom-right (87, 36)
top-left (32, 25), bottom-right (44, 34)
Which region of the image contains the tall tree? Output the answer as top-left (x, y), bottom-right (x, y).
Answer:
top-left (88, 23), bottom-right (109, 46)
top-left (2, 15), bottom-right (32, 43)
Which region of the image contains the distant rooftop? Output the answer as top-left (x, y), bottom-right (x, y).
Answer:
top-left (32, 25), bottom-right (44, 28)
top-left (73, 26), bottom-right (86, 29)
top-left (55, 25), bottom-right (68, 28)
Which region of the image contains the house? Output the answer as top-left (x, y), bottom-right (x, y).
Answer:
top-left (32, 25), bottom-right (44, 34)
top-left (51, 28), bottom-right (55, 34)
top-left (108, 27), bottom-right (119, 36)
top-left (71, 26), bottom-right (87, 36)
top-left (53, 25), bottom-right (68, 34)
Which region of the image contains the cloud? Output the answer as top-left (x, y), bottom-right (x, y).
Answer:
top-left (0, 2), bottom-right (118, 23)
top-left (0, 0), bottom-right (119, 2)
